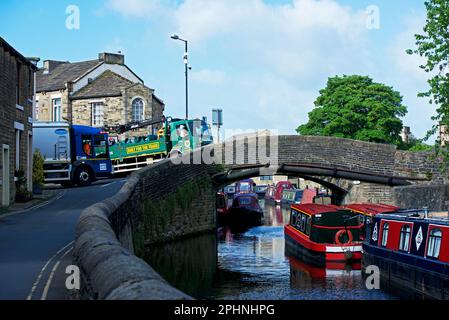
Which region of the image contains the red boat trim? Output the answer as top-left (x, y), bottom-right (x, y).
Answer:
top-left (313, 225), bottom-right (361, 230)
top-left (285, 225), bottom-right (362, 253)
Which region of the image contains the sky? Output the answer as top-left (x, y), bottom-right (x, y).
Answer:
top-left (0, 0), bottom-right (434, 138)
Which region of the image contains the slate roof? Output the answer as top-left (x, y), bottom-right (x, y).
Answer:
top-left (36, 60), bottom-right (101, 92)
top-left (0, 37), bottom-right (38, 70)
top-left (70, 70), bottom-right (134, 100)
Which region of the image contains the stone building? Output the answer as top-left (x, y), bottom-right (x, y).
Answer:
top-left (0, 37), bottom-right (37, 207)
top-left (35, 52), bottom-right (165, 136)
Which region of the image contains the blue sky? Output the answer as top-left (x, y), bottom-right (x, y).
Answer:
top-left (0, 0), bottom-right (432, 138)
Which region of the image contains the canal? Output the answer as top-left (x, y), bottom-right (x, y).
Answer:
top-left (144, 200), bottom-right (397, 300)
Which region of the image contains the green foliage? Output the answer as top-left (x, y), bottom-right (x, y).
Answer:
top-left (398, 136), bottom-right (435, 152)
top-left (14, 169), bottom-right (33, 202)
top-left (32, 150), bottom-right (45, 187)
top-left (407, 0), bottom-right (449, 138)
top-left (297, 75), bottom-right (407, 145)
top-left (134, 176), bottom-right (213, 257)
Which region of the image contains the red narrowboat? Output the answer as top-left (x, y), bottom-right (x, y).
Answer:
top-left (364, 208), bottom-right (449, 299)
top-left (345, 203), bottom-right (400, 240)
top-left (216, 192), bottom-right (230, 226)
top-left (273, 181), bottom-right (294, 204)
top-left (301, 188), bottom-right (334, 205)
top-left (284, 204), bottom-right (363, 267)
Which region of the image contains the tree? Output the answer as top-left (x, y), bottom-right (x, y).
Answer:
top-left (297, 75), bottom-right (407, 145)
top-left (407, 0), bottom-right (449, 141)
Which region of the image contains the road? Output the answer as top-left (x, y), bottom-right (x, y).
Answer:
top-left (0, 178), bottom-right (127, 300)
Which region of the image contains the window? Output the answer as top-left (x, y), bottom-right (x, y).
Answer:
top-left (93, 135), bottom-right (108, 158)
top-left (399, 225), bottom-right (412, 252)
top-left (301, 214), bottom-right (307, 232)
top-left (91, 102), bottom-right (104, 127)
top-left (427, 229), bottom-right (442, 259)
top-left (260, 176), bottom-right (273, 181)
top-left (290, 210), bottom-right (298, 225)
top-left (132, 98), bottom-right (144, 122)
top-left (305, 217), bottom-right (311, 235)
top-left (381, 223), bottom-right (389, 247)
top-left (15, 129), bottom-right (21, 169)
top-left (52, 98), bottom-right (61, 122)
top-left (81, 135), bottom-right (93, 157)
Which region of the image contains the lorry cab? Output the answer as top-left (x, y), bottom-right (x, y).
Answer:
top-left (33, 122), bottom-right (112, 187)
top-left (71, 125), bottom-right (112, 185)
top-left (167, 118), bottom-right (213, 157)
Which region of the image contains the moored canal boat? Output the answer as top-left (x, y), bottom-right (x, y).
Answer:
top-left (363, 208), bottom-right (449, 300)
top-left (285, 204), bottom-right (363, 267)
top-left (216, 192), bottom-right (230, 226)
top-left (227, 192), bottom-right (264, 229)
top-left (271, 181), bottom-right (294, 205)
top-left (280, 189), bottom-right (303, 208)
top-left (345, 203), bottom-right (400, 240)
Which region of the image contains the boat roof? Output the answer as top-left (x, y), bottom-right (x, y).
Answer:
top-left (234, 192), bottom-right (258, 198)
top-left (345, 203), bottom-right (400, 216)
top-left (276, 181), bottom-right (292, 186)
top-left (375, 209), bottom-right (449, 225)
top-left (291, 203), bottom-right (341, 215)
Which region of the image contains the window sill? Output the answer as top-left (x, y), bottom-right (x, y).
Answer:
top-left (16, 104), bottom-right (24, 111)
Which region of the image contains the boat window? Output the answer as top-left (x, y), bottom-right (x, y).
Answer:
top-left (427, 229), bottom-right (442, 259)
top-left (301, 214), bottom-right (307, 232)
top-left (381, 223), bottom-right (389, 247)
top-left (239, 197), bottom-right (251, 205)
top-left (290, 210), bottom-right (297, 225)
top-left (305, 217), bottom-right (311, 235)
top-left (399, 225), bottom-right (412, 252)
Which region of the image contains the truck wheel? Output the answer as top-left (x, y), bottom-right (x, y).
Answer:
top-left (169, 150), bottom-right (182, 159)
top-left (75, 167), bottom-right (92, 187)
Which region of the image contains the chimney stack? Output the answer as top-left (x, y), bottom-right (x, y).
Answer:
top-left (43, 60), bottom-right (66, 74)
top-left (98, 52), bottom-right (125, 65)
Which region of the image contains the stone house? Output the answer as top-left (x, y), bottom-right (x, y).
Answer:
top-left (35, 52), bottom-right (165, 137)
top-left (0, 37), bottom-right (37, 206)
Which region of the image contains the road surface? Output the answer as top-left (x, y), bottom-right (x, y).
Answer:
top-left (0, 178), bottom-right (127, 300)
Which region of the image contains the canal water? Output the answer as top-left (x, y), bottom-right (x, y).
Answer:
top-left (144, 200), bottom-right (396, 300)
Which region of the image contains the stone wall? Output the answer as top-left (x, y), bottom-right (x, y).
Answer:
top-left (74, 157), bottom-right (218, 299)
top-left (393, 185), bottom-right (449, 211)
top-left (0, 40), bottom-right (34, 206)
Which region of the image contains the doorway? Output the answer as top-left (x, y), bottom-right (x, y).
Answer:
top-left (2, 145), bottom-right (10, 207)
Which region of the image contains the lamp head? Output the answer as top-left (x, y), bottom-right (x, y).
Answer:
top-left (171, 34), bottom-right (179, 40)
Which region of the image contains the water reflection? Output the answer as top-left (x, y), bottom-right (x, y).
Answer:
top-left (144, 200), bottom-right (395, 300)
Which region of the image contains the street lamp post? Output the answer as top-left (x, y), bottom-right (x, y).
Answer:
top-left (171, 34), bottom-right (189, 119)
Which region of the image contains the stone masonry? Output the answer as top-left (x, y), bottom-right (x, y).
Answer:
top-left (0, 37), bottom-right (36, 206)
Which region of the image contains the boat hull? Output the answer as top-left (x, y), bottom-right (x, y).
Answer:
top-left (285, 225), bottom-right (362, 267)
top-left (227, 207), bottom-right (263, 228)
top-left (363, 244), bottom-right (449, 300)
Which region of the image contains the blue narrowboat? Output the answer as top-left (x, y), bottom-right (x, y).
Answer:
top-left (363, 208), bottom-right (449, 299)
top-left (280, 189), bottom-right (304, 208)
top-left (227, 192), bottom-right (264, 229)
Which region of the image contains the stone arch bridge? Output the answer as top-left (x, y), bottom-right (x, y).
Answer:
top-left (74, 134), bottom-right (449, 300)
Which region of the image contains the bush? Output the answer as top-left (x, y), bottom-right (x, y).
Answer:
top-left (33, 150), bottom-right (45, 187)
top-left (14, 169), bottom-right (33, 203)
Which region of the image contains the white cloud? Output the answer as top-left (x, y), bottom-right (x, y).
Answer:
top-left (391, 12), bottom-right (427, 80)
top-left (106, 0), bottom-right (424, 135)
